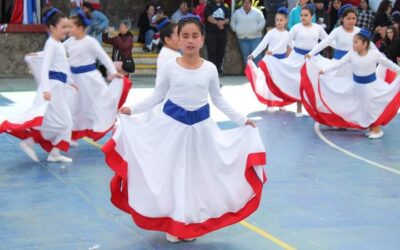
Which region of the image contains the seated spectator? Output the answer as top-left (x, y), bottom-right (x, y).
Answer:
top-left (380, 25), bottom-right (400, 63)
top-left (171, 1), bottom-right (190, 23)
top-left (373, 25), bottom-right (387, 49)
top-left (82, 1), bottom-right (109, 44)
top-left (315, 0), bottom-right (330, 31)
top-left (357, 0), bottom-right (375, 32)
top-left (193, 0), bottom-right (207, 23)
top-left (102, 20), bottom-right (135, 75)
top-left (138, 3), bottom-right (157, 52)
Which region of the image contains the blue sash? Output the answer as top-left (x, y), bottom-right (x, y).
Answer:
top-left (273, 52), bottom-right (287, 59)
top-left (70, 63), bottom-right (97, 74)
top-left (353, 73), bottom-right (376, 84)
top-left (294, 47), bottom-right (310, 55)
top-left (48, 71), bottom-right (67, 83)
top-left (333, 49), bottom-right (348, 60)
top-left (163, 99), bottom-right (210, 125)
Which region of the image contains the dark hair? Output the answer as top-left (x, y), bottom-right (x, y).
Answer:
top-left (384, 25), bottom-right (399, 48)
top-left (302, 5), bottom-right (315, 16)
top-left (82, 1), bottom-right (95, 12)
top-left (158, 19), bottom-right (178, 44)
top-left (178, 16), bottom-right (205, 36)
top-left (71, 10), bottom-right (91, 28)
top-left (42, 8), bottom-right (66, 28)
top-left (341, 7), bottom-right (357, 19)
top-left (377, 0), bottom-right (392, 15)
top-left (361, 0), bottom-right (370, 8)
top-left (145, 3), bottom-right (156, 12)
top-left (354, 33), bottom-right (371, 48)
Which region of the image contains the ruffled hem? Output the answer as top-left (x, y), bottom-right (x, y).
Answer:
top-left (102, 138), bottom-right (267, 238)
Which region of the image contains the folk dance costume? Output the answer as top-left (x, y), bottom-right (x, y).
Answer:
top-left (258, 23), bottom-right (330, 104)
top-left (63, 35), bottom-right (131, 141)
top-left (0, 37), bottom-right (74, 153)
top-left (245, 28), bottom-right (294, 107)
top-left (102, 60), bottom-right (267, 238)
top-left (301, 50), bottom-right (400, 129)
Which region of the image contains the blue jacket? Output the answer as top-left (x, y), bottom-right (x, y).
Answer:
top-left (288, 5), bottom-right (316, 30)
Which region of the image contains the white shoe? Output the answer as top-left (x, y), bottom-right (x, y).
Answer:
top-left (70, 140), bottom-right (79, 147)
top-left (19, 141), bottom-right (39, 162)
top-left (365, 131), bottom-right (372, 137)
top-left (368, 131), bottom-right (384, 139)
top-left (295, 112), bottom-right (304, 118)
top-left (47, 154), bottom-right (73, 163)
top-left (166, 233), bottom-right (181, 243)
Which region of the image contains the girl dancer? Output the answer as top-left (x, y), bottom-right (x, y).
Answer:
top-left (301, 29), bottom-right (400, 138)
top-left (245, 7), bottom-right (294, 108)
top-left (264, 5), bottom-right (329, 117)
top-left (102, 16), bottom-right (266, 242)
top-left (64, 11), bottom-right (131, 142)
top-left (0, 8), bottom-right (75, 162)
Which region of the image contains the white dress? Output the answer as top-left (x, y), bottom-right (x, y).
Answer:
top-left (102, 59), bottom-right (267, 238)
top-left (301, 50), bottom-right (400, 128)
top-left (63, 35), bottom-right (132, 141)
top-left (262, 23), bottom-right (330, 103)
top-left (0, 37), bottom-right (74, 152)
top-left (245, 28), bottom-right (294, 107)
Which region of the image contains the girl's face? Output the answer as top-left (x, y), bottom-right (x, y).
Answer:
top-left (166, 26), bottom-right (180, 51)
top-left (119, 23), bottom-right (128, 34)
top-left (342, 12), bottom-right (357, 30)
top-left (353, 36), bottom-right (367, 52)
top-left (386, 4), bottom-right (393, 14)
top-left (178, 23), bottom-right (204, 56)
top-left (360, 0), bottom-right (368, 10)
top-left (379, 26), bottom-right (387, 38)
top-left (147, 6), bottom-right (155, 16)
top-left (333, 0), bottom-right (341, 10)
top-left (301, 9), bottom-right (312, 25)
top-left (50, 17), bottom-right (70, 41)
top-left (275, 14), bottom-right (287, 29)
top-left (69, 20), bottom-right (85, 37)
top-left (387, 28), bottom-right (394, 40)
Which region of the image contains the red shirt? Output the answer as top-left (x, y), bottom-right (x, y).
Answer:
top-left (193, 3), bottom-right (207, 23)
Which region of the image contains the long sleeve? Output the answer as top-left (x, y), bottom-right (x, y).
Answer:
top-left (318, 25), bottom-right (328, 40)
top-left (251, 32), bottom-right (271, 58)
top-left (209, 67), bottom-right (247, 126)
top-left (90, 38), bottom-right (117, 75)
top-left (376, 51), bottom-right (400, 72)
top-left (270, 27), bottom-right (295, 53)
top-left (40, 42), bottom-right (56, 92)
top-left (309, 29), bottom-right (336, 56)
top-left (96, 11), bottom-right (109, 31)
top-left (324, 51), bottom-right (352, 72)
top-left (131, 70), bottom-right (170, 114)
top-left (256, 12), bottom-right (266, 32)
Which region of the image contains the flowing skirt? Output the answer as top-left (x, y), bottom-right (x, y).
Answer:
top-left (0, 55), bottom-right (75, 151)
top-left (300, 61), bottom-right (400, 128)
top-left (102, 101), bottom-right (267, 238)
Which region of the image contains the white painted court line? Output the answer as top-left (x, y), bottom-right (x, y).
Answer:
top-left (314, 122), bottom-right (400, 175)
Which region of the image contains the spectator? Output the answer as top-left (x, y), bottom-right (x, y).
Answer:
top-left (138, 3), bottom-right (157, 52)
top-left (373, 25), bottom-right (387, 49)
top-left (230, 0), bottom-right (265, 65)
top-left (193, 0), bottom-right (207, 23)
top-left (357, 0), bottom-right (375, 32)
top-left (263, 0), bottom-right (288, 30)
top-left (69, 0), bottom-right (83, 17)
top-left (171, 1), bottom-right (190, 23)
top-left (393, 11), bottom-right (400, 29)
top-left (102, 19), bottom-right (135, 75)
top-left (380, 25), bottom-right (400, 63)
top-left (329, 0), bottom-right (342, 32)
top-left (288, 0), bottom-right (315, 29)
top-left (314, 0), bottom-right (330, 31)
top-left (204, 0), bottom-right (231, 75)
top-left (82, 1), bottom-right (109, 44)
top-left (373, 0), bottom-right (393, 31)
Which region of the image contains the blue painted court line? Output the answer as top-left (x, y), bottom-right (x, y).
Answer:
top-left (0, 94), bottom-right (14, 106)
